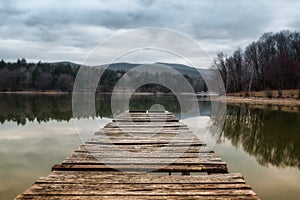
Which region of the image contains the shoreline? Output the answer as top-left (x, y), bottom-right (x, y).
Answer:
top-left (1, 91), bottom-right (300, 107)
top-left (0, 91), bottom-right (71, 95)
top-left (0, 91), bottom-right (187, 96)
top-left (213, 96), bottom-right (300, 107)
top-left (0, 91), bottom-right (158, 95)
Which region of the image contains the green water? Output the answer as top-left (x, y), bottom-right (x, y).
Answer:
top-left (0, 94), bottom-right (299, 199)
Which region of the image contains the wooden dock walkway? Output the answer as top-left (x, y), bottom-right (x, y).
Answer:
top-left (16, 111), bottom-right (259, 199)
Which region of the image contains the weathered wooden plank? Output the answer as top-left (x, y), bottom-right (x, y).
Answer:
top-left (71, 152), bottom-right (213, 158)
top-left (121, 112), bottom-right (172, 114)
top-left (114, 116), bottom-right (178, 120)
top-left (118, 112), bottom-right (173, 114)
top-left (64, 151), bottom-right (222, 160)
top-left (52, 163), bottom-right (228, 173)
top-left (112, 119), bottom-right (179, 122)
top-left (20, 186), bottom-right (257, 197)
top-left (62, 157), bottom-right (225, 165)
top-left (62, 154), bottom-right (226, 163)
top-left (101, 128), bottom-right (190, 132)
top-left (114, 115), bottom-right (177, 118)
top-left (107, 121), bottom-right (187, 126)
top-left (84, 142), bottom-right (206, 147)
top-left (116, 116), bottom-right (177, 119)
top-left (16, 194), bottom-right (259, 200)
top-left (87, 138), bottom-right (202, 143)
top-left (105, 122), bottom-right (186, 125)
top-left (23, 184), bottom-right (254, 194)
top-left (114, 115), bottom-right (178, 118)
top-left (114, 113), bottom-right (174, 116)
top-left (86, 139), bottom-right (202, 145)
top-left (101, 126), bottom-right (189, 129)
top-left (78, 143), bottom-right (197, 148)
top-left (90, 134), bottom-right (197, 139)
top-left (113, 119), bottom-right (180, 122)
top-left (75, 144), bottom-right (212, 153)
top-left (36, 171), bottom-right (246, 184)
top-left (128, 110), bottom-right (169, 113)
top-left (104, 125), bottom-right (188, 129)
top-left (16, 195), bottom-right (259, 200)
top-left (102, 128), bottom-right (190, 132)
top-left (76, 144), bottom-right (213, 150)
top-left (18, 172), bottom-right (255, 198)
top-left (94, 130), bottom-right (197, 135)
top-left (117, 113), bottom-right (173, 115)
top-left (94, 132), bottom-right (198, 136)
top-left (96, 129), bottom-right (191, 134)
top-left (114, 114), bottom-right (179, 120)
top-left (87, 137), bottom-right (198, 142)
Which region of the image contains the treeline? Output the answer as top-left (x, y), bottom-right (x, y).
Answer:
top-left (213, 30), bottom-right (300, 97)
top-left (0, 59), bottom-right (78, 91)
top-left (0, 60), bottom-right (124, 92)
top-left (0, 59), bottom-right (207, 93)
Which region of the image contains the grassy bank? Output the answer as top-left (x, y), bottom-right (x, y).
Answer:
top-left (227, 89), bottom-right (300, 99)
top-left (213, 96), bottom-right (300, 107)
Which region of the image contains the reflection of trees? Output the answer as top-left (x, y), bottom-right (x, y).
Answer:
top-left (218, 104), bottom-right (300, 169)
top-left (129, 94), bottom-right (181, 113)
top-left (0, 94), bottom-right (191, 125)
top-left (0, 94), bottom-right (116, 125)
top-left (0, 94), bottom-right (73, 125)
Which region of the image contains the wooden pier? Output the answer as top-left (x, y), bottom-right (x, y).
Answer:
top-left (16, 111), bottom-right (259, 199)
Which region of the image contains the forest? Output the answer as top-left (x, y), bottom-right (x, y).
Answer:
top-left (0, 59), bottom-right (207, 93)
top-left (0, 60), bottom-right (78, 92)
top-left (213, 30), bottom-right (300, 97)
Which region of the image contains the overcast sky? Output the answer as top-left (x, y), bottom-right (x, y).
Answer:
top-left (1, 0), bottom-right (300, 64)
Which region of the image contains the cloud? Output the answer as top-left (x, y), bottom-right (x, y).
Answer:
top-left (0, 0), bottom-right (299, 63)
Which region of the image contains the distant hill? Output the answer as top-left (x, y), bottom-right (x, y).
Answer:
top-left (91, 62), bottom-right (212, 79)
top-left (52, 61), bottom-right (212, 78)
top-left (51, 61), bottom-right (213, 80)
top-left (51, 61), bottom-right (80, 68)
top-left (155, 62), bottom-right (213, 79)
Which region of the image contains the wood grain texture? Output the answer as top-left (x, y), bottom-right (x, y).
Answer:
top-left (16, 172), bottom-right (258, 199)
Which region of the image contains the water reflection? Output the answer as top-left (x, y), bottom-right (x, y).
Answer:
top-left (0, 94), bottom-right (73, 125)
top-left (1, 94), bottom-right (300, 169)
top-left (0, 94), bottom-right (211, 124)
top-left (1, 94), bottom-right (300, 199)
top-left (0, 120), bottom-right (81, 199)
top-left (218, 104), bottom-right (300, 169)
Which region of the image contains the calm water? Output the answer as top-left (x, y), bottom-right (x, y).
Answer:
top-left (0, 94), bottom-right (300, 199)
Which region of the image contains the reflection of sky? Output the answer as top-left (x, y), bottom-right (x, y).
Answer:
top-left (74, 117), bottom-right (112, 142)
top-left (181, 116), bottom-right (214, 146)
top-left (0, 117), bottom-right (110, 199)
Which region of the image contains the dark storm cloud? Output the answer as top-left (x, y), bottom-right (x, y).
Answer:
top-left (0, 0), bottom-right (299, 62)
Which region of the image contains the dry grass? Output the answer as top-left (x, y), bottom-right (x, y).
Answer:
top-left (227, 89), bottom-right (299, 99)
top-left (212, 95), bottom-right (300, 107)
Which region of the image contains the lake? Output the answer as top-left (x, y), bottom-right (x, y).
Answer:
top-left (0, 93), bottom-right (300, 199)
